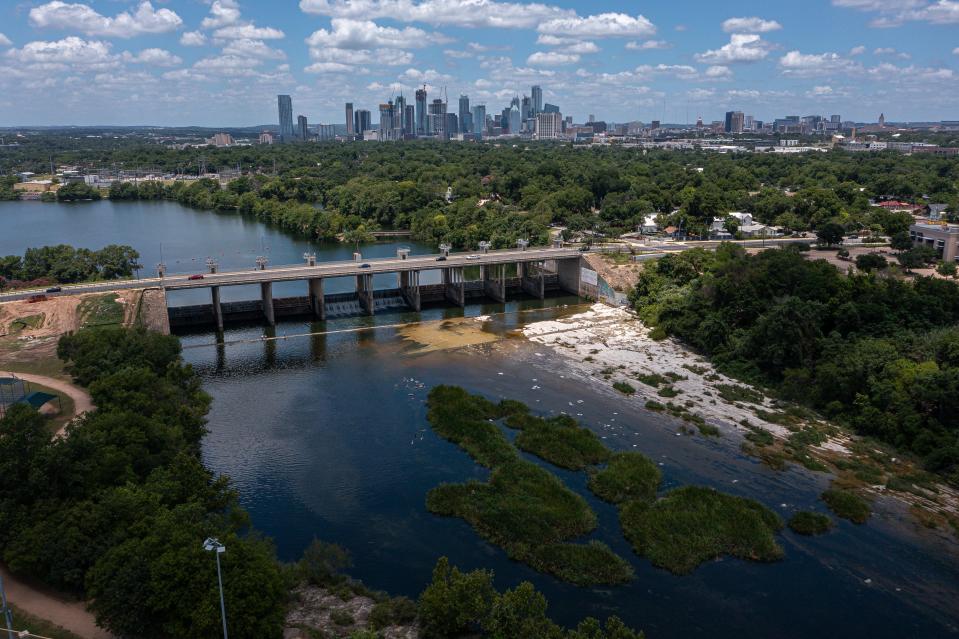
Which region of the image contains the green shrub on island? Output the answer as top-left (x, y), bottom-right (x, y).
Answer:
top-left (613, 381), bottom-right (636, 395)
top-left (619, 486), bottom-right (784, 575)
top-left (425, 387), bottom-right (633, 586)
top-left (745, 426), bottom-right (775, 447)
top-left (426, 385), bottom-right (517, 468)
top-left (633, 373), bottom-right (667, 388)
top-left (506, 411), bottom-right (611, 470)
top-left (821, 488), bottom-right (871, 524)
top-left (588, 452), bottom-right (662, 505)
top-left (788, 512), bottom-right (833, 536)
top-left (644, 400), bottom-right (666, 412)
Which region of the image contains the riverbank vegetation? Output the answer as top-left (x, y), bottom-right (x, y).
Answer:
top-left (0, 244), bottom-right (141, 291)
top-left (0, 327), bottom-right (287, 638)
top-left (7, 141), bottom-right (957, 245)
top-left (821, 488), bottom-right (872, 524)
top-left (427, 386), bottom-right (788, 580)
top-left (630, 244), bottom-right (959, 485)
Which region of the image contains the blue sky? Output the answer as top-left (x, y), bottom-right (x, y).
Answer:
top-left (0, 0), bottom-right (957, 126)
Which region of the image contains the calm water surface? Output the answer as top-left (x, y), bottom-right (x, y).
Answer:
top-left (5, 201), bottom-right (959, 638)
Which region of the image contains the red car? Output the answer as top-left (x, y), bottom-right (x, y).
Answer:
top-left (188, 274), bottom-right (205, 280)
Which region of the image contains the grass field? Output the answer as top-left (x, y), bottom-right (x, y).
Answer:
top-left (77, 294), bottom-right (123, 329)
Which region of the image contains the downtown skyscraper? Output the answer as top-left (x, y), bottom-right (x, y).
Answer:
top-left (277, 94), bottom-right (294, 141)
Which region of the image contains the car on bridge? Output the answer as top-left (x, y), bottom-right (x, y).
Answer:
top-left (435, 256), bottom-right (447, 261)
top-left (188, 274), bottom-right (205, 280)
top-left (46, 286), bottom-right (62, 293)
top-left (360, 263), bottom-right (371, 269)
top-left (466, 255), bottom-right (481, 260)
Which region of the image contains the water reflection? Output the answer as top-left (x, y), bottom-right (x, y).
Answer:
top-left (184, 299), bottom-right (959, 639)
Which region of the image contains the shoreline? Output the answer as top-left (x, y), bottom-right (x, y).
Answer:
top-left (520, 303), bottom-right (959, 538)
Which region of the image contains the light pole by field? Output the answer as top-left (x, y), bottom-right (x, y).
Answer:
top-left (203, 537), bottom-right (229, 639)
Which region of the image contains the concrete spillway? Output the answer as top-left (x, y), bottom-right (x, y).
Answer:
top-left (167, 276), bottom-right (566, 329)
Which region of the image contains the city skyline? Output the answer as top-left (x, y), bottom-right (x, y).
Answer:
top-left (0, 0), bottom-right (958, 126)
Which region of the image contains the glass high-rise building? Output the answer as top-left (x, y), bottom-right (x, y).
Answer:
top-left (471, 105), bottom-right (486, 139)
top-left (415, 88), bottom-right (427, 135)
top-left (297, 115), bottom-right (309, 140)
top-left (277, 94), bottom-right (294, 142)
top-left (532, 85), bottom-right (543, 115)
top-left (345, 102), bottom-right (354, 135)
top-left (458, 95), bottom-right (471, 134)
top-left (354, 109), bottom-right (371, 135)
top-left (394, 95), bottom-right (406, 135)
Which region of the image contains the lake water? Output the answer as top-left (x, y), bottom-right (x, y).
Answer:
top-left (4, 200), bottom-right (959, 638)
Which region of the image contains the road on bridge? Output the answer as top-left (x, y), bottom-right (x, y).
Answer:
top-left (0, 246), bottom-right (584, 302)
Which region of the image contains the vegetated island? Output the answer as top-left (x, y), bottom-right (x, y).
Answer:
top-left (425, 385), bottom-right (633, 587)
top-left (425, 385), bottom-right (787, 579)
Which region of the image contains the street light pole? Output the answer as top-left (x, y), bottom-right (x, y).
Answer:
top-left (203, 538), bottom-right (228, 639)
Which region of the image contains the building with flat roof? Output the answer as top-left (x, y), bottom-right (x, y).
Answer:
top-left (910, 223), bottom-right (959, 262)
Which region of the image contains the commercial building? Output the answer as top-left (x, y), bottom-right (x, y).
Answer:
top-left (354, 109), bottom-right (371, 135)
top-left (532, 85), bottom-right (543, 115)
top-left (345, 103), bottom-right (354, 135)
top-left (415, 87), bottom-right (427, 135)
top-left (910, 223), bottom-right (959, 262)
top-left (428, 99), bottom-right (448, 140)
top-left (318, 124), bottom-right (335, 141)
top-left (277, 94), bottom-right (294, 141)
top-left (508, 105), bottom-right (521, 134)
top-left (535, 112), bottom-right (563, 139)
top-left (379, 102), bottom-right (396, 141)
top-left (725, 111), bottom-right (744, 134)
top-left (458, 95), bottom-right (471, 134)
top-left (207, 132), bottom-right (233, 147)
top-left (471, 105), bottom-right (486, 139)
top-left (298, 115), bottom-right (309, 141)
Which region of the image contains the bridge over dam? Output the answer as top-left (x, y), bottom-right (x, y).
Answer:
top-left (163, 246), bottom-right (599, 330)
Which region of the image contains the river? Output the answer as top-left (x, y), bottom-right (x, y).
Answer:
top-left (3, 200), bottom-right (958, 639)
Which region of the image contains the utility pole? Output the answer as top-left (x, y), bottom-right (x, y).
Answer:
top-left (203, 538), bottom-right (229, 639)
top-left (1, 574), bottom-right (15, 639)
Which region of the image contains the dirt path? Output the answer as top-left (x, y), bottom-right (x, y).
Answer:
top-left (3, 371), bottom-right (94, 437)
top-left (1, 564), bottom-right (112, 639)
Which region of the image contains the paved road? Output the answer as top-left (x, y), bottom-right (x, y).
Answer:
top-left (0, 246), bottom-right (584, 302)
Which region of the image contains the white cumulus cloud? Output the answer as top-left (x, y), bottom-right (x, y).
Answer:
top-left (527, 51), bottom-right (580, 66)
top-left (695, 34), bottom-right (772, 64)
top-left (0, 34), bottom-right (11, 47)
top-left (213, 24), bottom-right (285, 40)
top-left (722, 17), bottom-right (783, 33)
top-left (625, 40), bottom-right (670, 50)
top-left (29, 1), bottom-right (182, 38)
top-left (537, 13), bottom-right (656, 39)
top-left (299, 0), bottom-right (574, 29)
top-left (5, 37), bottom-right (115, 67)
top-left (180, 31), bottom-right (207, 47)
top-left (122, 48), bottom-right (182, 67)
top-left (201, 0), bottom-right (242, 29)
top-left (221, 39), bottom-right (286, 60)
top-left (306, 19), bottom-right (444, 50)
top-left (779, 50), bottom-right (860, 76)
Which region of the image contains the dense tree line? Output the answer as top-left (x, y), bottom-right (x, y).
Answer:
top-left (0, 328), bottom-right (287, 637)
top-left (0, 244), bottom-right (140, 290)
top-left (5, 139), bottom-right (957, 245)
top-left (630, 245), bottom-right (959, 482)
